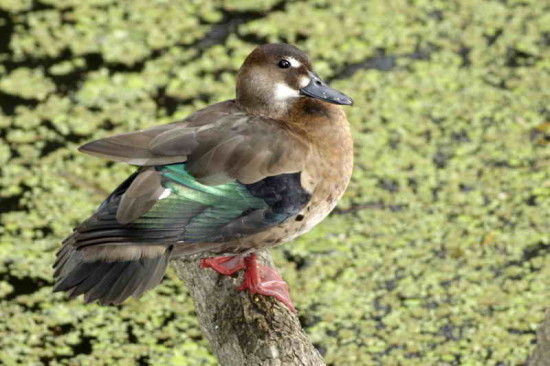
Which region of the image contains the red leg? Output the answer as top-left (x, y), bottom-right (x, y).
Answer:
top-left (200, 256), bottom-right (245, 276)
top-left (238, 253), bottom-right (296, 313)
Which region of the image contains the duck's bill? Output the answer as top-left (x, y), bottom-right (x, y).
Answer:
top-left (300, 72), bottom-right (353, 106)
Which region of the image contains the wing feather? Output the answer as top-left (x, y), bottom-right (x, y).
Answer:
top-left (78, 100), bottom-right (309, 185)
top-left (65, 100), bottom-right (311, 258)
top-left (116, 168), bottom-right (165, 224)
top-left (64, 164), bottom-right (310, 255)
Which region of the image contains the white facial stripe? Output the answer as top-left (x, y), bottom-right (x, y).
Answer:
top-left (287, 57), bottom-right (301, 68)
top-left (299, 76), bottom-right (310, 88)
top-left (274, 82), bottom-right (300, 100)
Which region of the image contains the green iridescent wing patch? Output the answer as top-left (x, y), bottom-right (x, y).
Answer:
top-left (153, 164), bottom-right (270, 242)
top-left (70, 163), bottom-right (308, 249)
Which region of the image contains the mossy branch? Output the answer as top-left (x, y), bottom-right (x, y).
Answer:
top-left (172, 250), bottom-right (325, 366)
top-left (528, 309), bottom-right (550, 365)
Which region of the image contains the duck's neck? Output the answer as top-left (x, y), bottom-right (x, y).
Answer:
top-left (288, 98), bottom-right (353, 160)
top-left (236, 97), bottom-right (294, 121)
top-left (288, 99), bottom-right (349, 133)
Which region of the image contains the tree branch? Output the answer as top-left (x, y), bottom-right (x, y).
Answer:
top-left (528, 308), bottom-right (550, 365)
top-left (172, 250), bottom-right (325, 366)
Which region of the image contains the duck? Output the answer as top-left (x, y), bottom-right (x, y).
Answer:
top-left (53, 43), bottom-right (353, 313)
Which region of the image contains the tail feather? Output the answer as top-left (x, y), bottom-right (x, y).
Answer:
top-left (54, 261), bottom-right (112, 294)
top-left (82, 262), bottom-right (130, 304)
top-left (53, 238), bottom-right (75, 276)
top-left (99, 261), bottom-right (145, 305)
top-left (126, 252), bottom-right (169, 302)
top-left (53, 244), bottom-right (172, 305)
top-left (67, 263), bottom-right (118, 299)
top-left (107, 263), bottom-right (143, 305)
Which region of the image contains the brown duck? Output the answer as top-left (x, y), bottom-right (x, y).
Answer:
top-left (53, 43), bottom-right (353, 312)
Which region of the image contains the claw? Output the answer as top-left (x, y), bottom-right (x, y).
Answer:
top-left (238, 254), bottom-right (296, 313)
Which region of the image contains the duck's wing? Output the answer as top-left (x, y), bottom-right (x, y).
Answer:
top-left (79, 100), bottom-right (309, 185)
top-left (62, 99), bottom-right (312, 252)
top-left (59, 164), bottom-right (310, 254)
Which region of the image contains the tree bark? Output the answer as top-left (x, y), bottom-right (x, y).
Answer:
top-left (172, 249), bottom-right (326, 366)
top-left (528, 308), bottom-right (550, 366)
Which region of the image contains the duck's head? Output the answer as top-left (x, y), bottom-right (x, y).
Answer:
top-left (236, 43), bottom-right (353, 119)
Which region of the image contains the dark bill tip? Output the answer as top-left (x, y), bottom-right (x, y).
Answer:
top-left (300, 72), bottom-right (353, 106)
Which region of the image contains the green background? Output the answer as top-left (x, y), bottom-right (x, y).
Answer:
top-left (0, 0), bottom-right (549, 365)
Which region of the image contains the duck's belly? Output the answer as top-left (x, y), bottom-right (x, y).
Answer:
top-left (215, 200), bottom-right (337, 253)
top-left (282, 200), bottom-right (338, 242)
top-left (218, 169), bottom-right (351, 253)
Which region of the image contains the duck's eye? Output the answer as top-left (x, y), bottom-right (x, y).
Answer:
top-left (278, 59), bottom-right (291, 69)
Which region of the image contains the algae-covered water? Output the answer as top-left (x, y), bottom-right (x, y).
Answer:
top-left (0, 0), bottom-right (549, 365)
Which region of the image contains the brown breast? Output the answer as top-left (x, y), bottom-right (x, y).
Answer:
top-left (215, 99), bottom-right (353, 254)
top-left (288, 99), bottom-right (354, 238)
